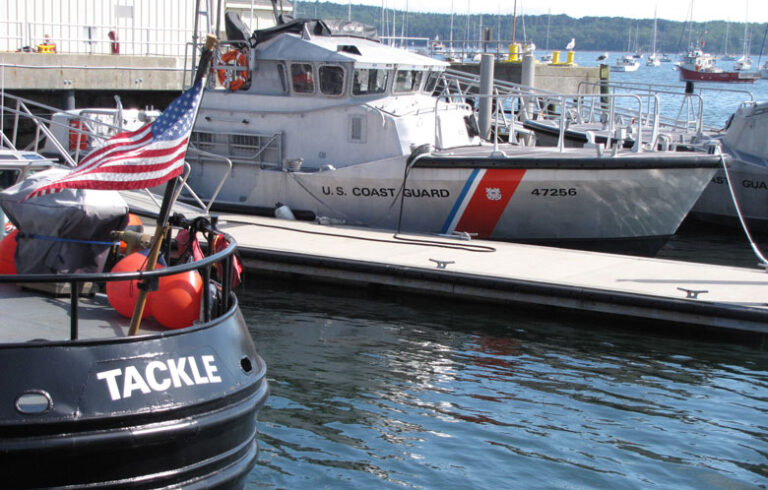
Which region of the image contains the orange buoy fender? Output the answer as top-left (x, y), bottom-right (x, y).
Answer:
top-left (149, 270), bottom-right (203, 329)
top-left (0, 229), bottom-right (19, 275)
top-left (217, 49), bottom-right (249, 90)
top-left (106, 252), bottom-right (164, 318)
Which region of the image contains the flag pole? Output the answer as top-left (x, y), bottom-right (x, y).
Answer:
top-left (128, 34), bottom-right (218, 336)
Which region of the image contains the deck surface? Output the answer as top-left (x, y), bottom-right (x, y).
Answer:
top-left (204, 213), bottom-right (768, 334)
top-left (0, 284), bottom-right (163, 343)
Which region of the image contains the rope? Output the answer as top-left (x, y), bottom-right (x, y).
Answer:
top-left (719, 152), bottom-right (768, 269)
top-left (21, 233), bottom-right (119, 247)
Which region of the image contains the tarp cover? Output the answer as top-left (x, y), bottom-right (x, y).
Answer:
top-left (0, 168), bottom-right (129, 274)
top-left (252, 18), bottom-right (379, 46)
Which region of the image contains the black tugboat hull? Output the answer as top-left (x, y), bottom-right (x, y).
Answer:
top-left (0, 298), bottom-right (268, 489)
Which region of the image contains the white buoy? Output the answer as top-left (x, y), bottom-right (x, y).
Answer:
top-left (274, 202), bottom-right (296, 220)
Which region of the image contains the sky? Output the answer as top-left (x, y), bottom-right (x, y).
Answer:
top-left (338, 1), bottom-right (768, 24)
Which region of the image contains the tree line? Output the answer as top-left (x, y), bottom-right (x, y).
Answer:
top-left (293, 1), bottom-right (768, 55)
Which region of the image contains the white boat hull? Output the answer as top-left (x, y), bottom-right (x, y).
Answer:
top-left (187, 148), bottom-right (717, 253)
top-left (691, 154), bottom-right (768, 230)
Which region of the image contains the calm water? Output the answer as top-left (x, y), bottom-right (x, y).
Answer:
top-left (241, 53), bottom-right (768, 488)
top-left (241, 271), bottom-right (768, 489)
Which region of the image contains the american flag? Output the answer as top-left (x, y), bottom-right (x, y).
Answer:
top-left (26, 80), bottom-right (204, 200)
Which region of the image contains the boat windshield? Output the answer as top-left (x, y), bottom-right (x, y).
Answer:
top-left (393, 69), bottom-right (423, 93)
top-left (352, 68), bottom-right (389, 96)
top-left (423, 70), bottom-right (440, 94)
top-left (291, 63), bottom-right (314, 93)
top-left (319, 65), bottom-right (345, 96)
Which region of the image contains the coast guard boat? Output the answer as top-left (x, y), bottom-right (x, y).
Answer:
top-left (690, 100), bottom-right (768, 230)
top-left (183, 10), bottom-right (724, 254)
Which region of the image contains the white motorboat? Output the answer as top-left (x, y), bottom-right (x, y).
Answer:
top-left (733, 55), bottom-right (752, 71)
top-left (182, 13), bottom-right (723, 255)
top-left (690, 100), bottom-right (768, 230)
top-left (610, 55), bottom-right (640, 72)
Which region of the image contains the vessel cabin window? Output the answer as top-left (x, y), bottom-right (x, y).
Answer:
top-left (291, 63), bottom-right (314, 93)
top-left (423, 70), bottom-right (440, 95)
top-left (393, 69), bottom-right (423, 93)
top-left (319, 65), bottom-right (345, 96)
top-left (352, 68), bottom-right (389, 96)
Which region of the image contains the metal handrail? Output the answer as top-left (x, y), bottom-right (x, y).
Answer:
top-left (0, 225), bottom-right (239, 341)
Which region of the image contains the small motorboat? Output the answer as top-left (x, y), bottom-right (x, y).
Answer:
top-left (596, 52), bottom-right (608, 61)
top-left (611, 55), bottom-right (640, 72)
top-left (677, 50), bottom-right (759, 83)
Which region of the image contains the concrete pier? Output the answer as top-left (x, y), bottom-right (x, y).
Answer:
top-left (164, 213), bottom-right (768, 336)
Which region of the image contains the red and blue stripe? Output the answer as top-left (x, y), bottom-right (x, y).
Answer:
top-left (441, 168), bottom-right (526, 238)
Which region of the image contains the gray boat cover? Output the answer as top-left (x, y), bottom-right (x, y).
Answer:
top-left (0, 168), bottom-right (129, 274)
top-left (252, 18), bottom-right (379, 46)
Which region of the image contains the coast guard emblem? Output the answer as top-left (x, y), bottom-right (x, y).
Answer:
top-left (485, 187), bottom-right (502, 201)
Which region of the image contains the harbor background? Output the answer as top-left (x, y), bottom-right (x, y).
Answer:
top-left (239, 51), bottom-right (768, 488)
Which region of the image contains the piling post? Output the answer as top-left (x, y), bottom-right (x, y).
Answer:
top-left (521, 53), bottom-right (535, 120)
top-left (478, 53), bottom-right (495, 139)
top-left (64, 90), bottom-right (75, 110)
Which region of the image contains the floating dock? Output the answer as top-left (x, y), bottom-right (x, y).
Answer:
top-left (196, 213), bottom-right (768, 335)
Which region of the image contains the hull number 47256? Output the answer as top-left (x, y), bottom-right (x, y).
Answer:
top-left (531, 188), bottom-right (577, 197)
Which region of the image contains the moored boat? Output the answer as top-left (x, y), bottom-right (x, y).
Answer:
top-left (690, 100), bottom-right (768, 230)
top-left (0, 168), bottom-right (269, 488)
top-left (677, 50), bottom-right (759, 83)
top-left (610, 55), bottom-right (640, 72)
top-left (0, 46), bottom-right (268, 486)
top-left (181, 8), bottom-right (723, 255)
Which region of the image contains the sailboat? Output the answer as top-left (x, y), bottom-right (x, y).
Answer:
top-left (540, 9), bottom-right (553, 62)
top-left (646, 9), bottom-right (661, 66)
top-left (721, 21), bottom-right (738, 60)
top-left (734, 3), bottom-right (753, 70)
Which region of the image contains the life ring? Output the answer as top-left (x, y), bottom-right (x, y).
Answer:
top-left (217, 50), bottom-right (249, 90)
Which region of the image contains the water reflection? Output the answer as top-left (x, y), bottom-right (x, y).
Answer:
top-left (241, 282), bottom-right (768, 489)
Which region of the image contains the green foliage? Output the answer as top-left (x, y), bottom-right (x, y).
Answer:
top-left (293, 1), bottom-right (768, 54)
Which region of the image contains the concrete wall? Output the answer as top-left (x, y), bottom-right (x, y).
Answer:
top-left (451, 61), bottom-right (608, 95)
top-left (0, 52), bottom-right (185, 91)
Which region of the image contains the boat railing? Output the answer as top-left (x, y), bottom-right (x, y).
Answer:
top-left (578, 79), bottom-right (707, 135)
top-left (1, 94), bottom-right (79, 167)
top-left (0, 221), bottom-right (240, 343)
top-left (578, 79), bottom-right (754, 136)
top-left (440, 70), bottom-right (656, 152)
top-left (0, 91), bottom-right (221, 216)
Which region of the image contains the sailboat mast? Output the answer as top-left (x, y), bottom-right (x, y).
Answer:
top-left (545, 9), bottom-right (550, 51)
top-left (511, 0), bottom-right (517, 43)
top-left (743, 2), bottom-right (749, 58)
top-left (449, 0), bottom-right (454, 51)
top-left (465, 0), bottom-right (470, 53)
